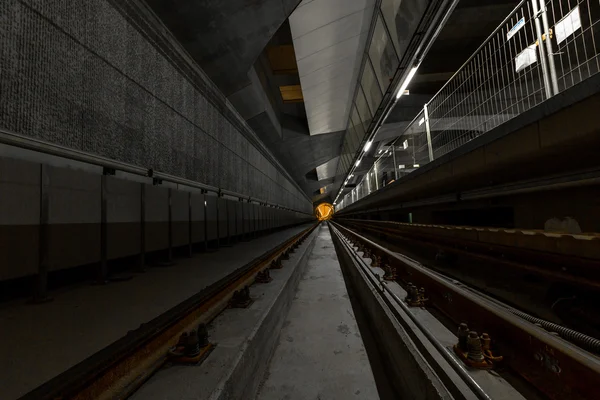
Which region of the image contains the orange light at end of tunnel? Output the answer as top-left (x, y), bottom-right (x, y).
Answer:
top-left (315, 203), bottom-right (334, 221)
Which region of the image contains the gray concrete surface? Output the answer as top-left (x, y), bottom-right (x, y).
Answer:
top-left (0, 225), bottom-right (308, 400)
top-left (131, 224), bottom-right (319, 400)
top-left (145, 0), bottom-right (301, 96)
top-left (256, 225), bottom-right (379, 400)
top-left (382, 274), bottom-right (526, 400)
top-left (331, 228), bottom-right (456, 400)
top-left (333, 226), bottom-right (527, 400)
top-left (0, 0), bottom-right (310, 212)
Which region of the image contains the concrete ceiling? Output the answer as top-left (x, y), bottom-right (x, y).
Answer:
top-left (386, 0), bottom-right (520, 125)
top-left (346, 0), bottom-right (521, 195)
top-left (147, 0), bottom-right (520, 205)
top-left (240, 24), bottom-right (345, 202)
top-left (289, 0), bottom-right (376, 136)
top-left (316, 156), bottom-right (339, 181)
top-left (256, 114), bottom-right (345, 200)
top-left (146, 0), bottom-right (302, 95)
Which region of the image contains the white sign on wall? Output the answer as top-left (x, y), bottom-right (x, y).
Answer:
top-left (555, 6), bottom-right (582, 44)
top-left (515, 44), bottom-right (538, 73)
top-left (507, 17), bottom-right (525, 41)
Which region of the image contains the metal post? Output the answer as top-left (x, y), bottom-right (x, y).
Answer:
top-left (539, 0), bottom-right (559, 94)
top-left (252, 203), bottom-right (257, 239)
top-left (167, 188), bottom-right (173, 262)
top-left (139, 183), bottom-right (146, 271)
top-left (226, 200), bottom-right (231, 246)
top-left (215, 196), bottom-right (220, 248)
top-left (203, 193), bottom-right (208, 251)
top-left (424, 105), bottom-right (435, 162)
top-left (532, 0), bottom-right (554, 99)
top-left (188, 192), bottom-right (193, 257)
top-left (241, 200), bottom-right (246, 241)
top-left (98, 174), bottom-right (108, 284)
top-left (34, 164), bottom-right (51, 302)
top-left (392, 144), bottom-right (398, 180)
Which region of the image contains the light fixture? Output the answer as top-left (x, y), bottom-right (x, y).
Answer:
top-left (403, 140), bottom-right (408, 150)
top-left (204, 200), bottom-right (207, 206)
top-left (413, 164), bottom-right (420, 168)
top-left (364, 140), bottom-right (373, 151)
top-left (396, 65), bottom-right (419, 99)
top-left (356, 159), bottom-right (361, 166)
top-left (419, 117), bottom-right (425, 126)
top-left (399, 164), bottom-right (405, 169)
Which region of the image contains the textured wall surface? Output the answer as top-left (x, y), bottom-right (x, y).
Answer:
top-left (0, 0), bottom-right (310, 213)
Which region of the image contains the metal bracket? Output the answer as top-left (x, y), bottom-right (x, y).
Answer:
top-left (103, 167), bottom-right (116, 176)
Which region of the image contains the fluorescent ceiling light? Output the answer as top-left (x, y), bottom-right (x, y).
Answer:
top-left (364, 141), bottom-right (373, 151)
top-left (356, 159), bottom-right (361, 166)
top-left (399, 164), bottom-right (405, 169)
top-left (403, 140), bottom-right (408, 149)
top-left (413, 164), bottom-right (420, 168)
top-left (419, 117), bottom-right (425, 126)
top-left (396, 65), bottom-right (419, 99)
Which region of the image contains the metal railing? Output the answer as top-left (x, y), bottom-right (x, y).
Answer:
top-left (0, 128), bottom-right (306, 213)
top-left (337, 0), bottom-right (600, 211)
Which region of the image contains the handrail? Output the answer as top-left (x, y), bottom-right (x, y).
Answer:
top-left (338, 0), bottom-right (600, 211)
top-left (425, 0), bottom-right (528, 105)
top-left (0, 128), bottom-right (310, 215)
top-left (0, 128), bottom-right (148, 176)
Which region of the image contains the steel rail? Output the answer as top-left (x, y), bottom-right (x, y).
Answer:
top-left (18, 223), bottom-right (317, 400)
top-left (373, 242), bottom-right (600, 357)
top-left (332, 222), bottom-right (600, 400)
top-left (342, 219), bottom-right (600, 291)
top-left (330, 222), bottom-right (492, 400)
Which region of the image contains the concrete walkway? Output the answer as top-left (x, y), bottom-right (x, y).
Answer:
top-left (0, 225), bottom-right (308, 400)
top-left (256, 224), bottom-right (380, 400)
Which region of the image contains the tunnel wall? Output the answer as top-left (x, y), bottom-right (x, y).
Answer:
top-left (0, 156), bottom-right (313, 282)
top-left (0, 0), bottom-right (310, 213)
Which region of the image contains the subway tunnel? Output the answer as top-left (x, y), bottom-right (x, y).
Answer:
top-left (2, 1), bottom-right (600, 399)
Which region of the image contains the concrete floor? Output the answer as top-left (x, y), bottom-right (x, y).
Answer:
top-left (0, 226), bottom-right (307, 400)
top-left (256, 224), bottom-right (380, 400)
top-left (131, 227), bottom-right (319, 400)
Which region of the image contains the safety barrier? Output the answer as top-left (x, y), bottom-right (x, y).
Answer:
top-left (338, 0), bottom-right (600, 210)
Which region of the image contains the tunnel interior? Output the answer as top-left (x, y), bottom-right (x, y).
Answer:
top-left (315, 203), bottom-right (334, 221)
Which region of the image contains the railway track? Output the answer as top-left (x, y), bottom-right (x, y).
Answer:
top-left (19, 224), bottom-right (317, 400)
top-left (340, 219), bottom-right (600, 337)
top-left (341, 219), bottom-right (600, 290)
top-left (329, 220), bottom-right (600, 400)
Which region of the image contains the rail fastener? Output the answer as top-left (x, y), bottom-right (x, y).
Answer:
top-left (255, 269), bottom-right (273, 283)
top-left (229, 285), bottom-right (252, 308)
